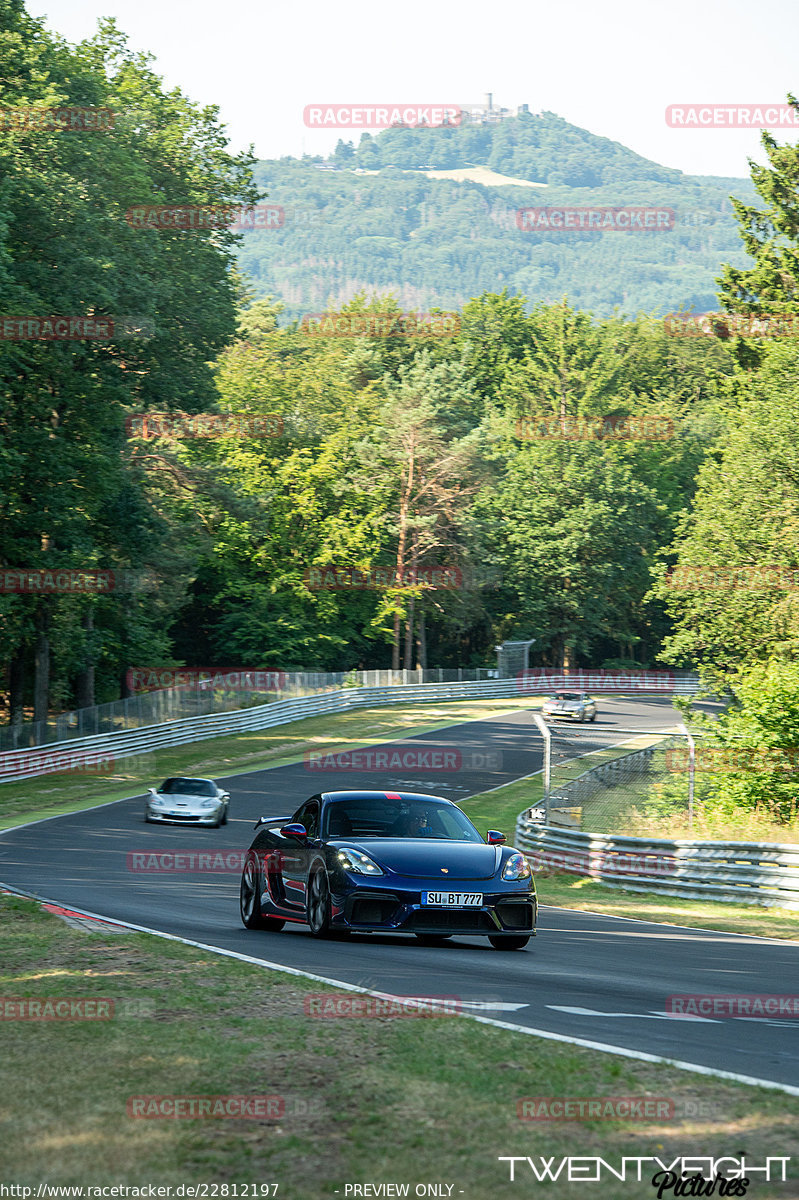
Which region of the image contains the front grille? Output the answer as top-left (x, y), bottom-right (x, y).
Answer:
top-left (496, 900), bottom-right (535, 930)
top-left (406, 909), bottom-right (494, 933)
top-left (166, 814), bottom-right (202, 821)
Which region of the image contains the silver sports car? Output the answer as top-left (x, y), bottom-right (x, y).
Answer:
top-left (541, 692), bottom-right (597, 722)
top-left (145, 777), bottom-right (230, 827)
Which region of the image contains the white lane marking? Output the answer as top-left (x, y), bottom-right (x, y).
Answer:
top-left (456, 1001), bottom-right (529, 1011)
top-left (3, 880), bottom-right (798, 1098)
top-left (538, 906), bottom-right (799, 945)
top-left (548, 1004), bottom-right (719, 1023)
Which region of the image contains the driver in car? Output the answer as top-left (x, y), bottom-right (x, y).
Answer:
top-left (394, 808), bottom-right (435, 836)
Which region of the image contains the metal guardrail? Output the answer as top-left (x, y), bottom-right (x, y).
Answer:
top-left (513, 821), bottom-right (799, 910)
top-left (0, 667), bottom-right (701, 753)
top-left (0, 674), bottom-right (700, 784)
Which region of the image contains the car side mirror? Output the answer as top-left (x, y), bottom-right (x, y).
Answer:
top-left (280, 823), bottom-right (308, 840)
top-left (486, 830), bottom-right (506, 845)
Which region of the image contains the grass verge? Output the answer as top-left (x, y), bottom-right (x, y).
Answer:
top-left (2, 893), bottom-right (797, 1200)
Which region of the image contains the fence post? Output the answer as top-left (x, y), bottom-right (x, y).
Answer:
top-left (532, 713), bottom-right (551, 825)
top-left (678, 722), bottom-right (695, 834)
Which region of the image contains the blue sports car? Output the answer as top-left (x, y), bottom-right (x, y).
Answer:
top-left (239, 790), bottom-right (537, 950)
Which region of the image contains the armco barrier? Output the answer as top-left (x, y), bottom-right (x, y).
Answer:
top-left (514, 822), bottom-right (799, 910)
top-left (0, 674), bottom-right (699, 784)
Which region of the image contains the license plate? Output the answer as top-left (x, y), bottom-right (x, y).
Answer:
top-left (422, 892), bottom-right (482, 907)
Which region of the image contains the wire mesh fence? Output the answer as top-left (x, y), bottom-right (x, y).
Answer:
top-left (545, 731), bottom-right (687, 834)
top-left (541, 726), bottom-right (799, 841)
top-left (0, 667), bottom-right (503, 752)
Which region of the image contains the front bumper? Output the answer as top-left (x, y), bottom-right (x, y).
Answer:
top-left (146, 805), bottom-right (223, 826)
top-left (329, 881), bottom-right (537, 936)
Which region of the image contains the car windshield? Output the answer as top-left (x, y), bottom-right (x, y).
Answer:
top-left (324, 797), bottom-right (483, 842)
top-left (555, 693), bottom-right (581, 701)
top-left (160, 778), bottom-right (216, 796)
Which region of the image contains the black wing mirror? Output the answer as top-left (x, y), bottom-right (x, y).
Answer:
top-left (486, 830), bottom-right (506, 845)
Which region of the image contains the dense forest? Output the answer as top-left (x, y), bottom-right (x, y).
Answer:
top-left (238, 113), bottom-right (757, 321)
top-left (2, 0), bottom-right (799, 762)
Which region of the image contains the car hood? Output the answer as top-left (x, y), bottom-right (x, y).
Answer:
top-left (151, 792), bottom-right (217, 809)
top-left (547, 700), bottom-right (580, 708)
top-left (333, 838), bottom-right (501, 880)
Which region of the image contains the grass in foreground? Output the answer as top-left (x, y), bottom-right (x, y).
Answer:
top-left (0, 697), bottom-right (542, 829)
top-left (1, 894), bottom-right (797, 1200)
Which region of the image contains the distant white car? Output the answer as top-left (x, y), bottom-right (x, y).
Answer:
top-left (145, 777), bottom-right (230, 827)
top-left (542, 692), bottom-right (597, 723)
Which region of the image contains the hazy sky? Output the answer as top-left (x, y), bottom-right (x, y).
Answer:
top-left (35, 0), bottom-right (799, 179)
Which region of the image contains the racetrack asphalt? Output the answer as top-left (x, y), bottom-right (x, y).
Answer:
top-left (1, 696), bottom-right (797, 1090)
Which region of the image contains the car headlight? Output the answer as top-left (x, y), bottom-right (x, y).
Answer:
top-left (502, 851), bottom-right (532, 881)
top-left (336, 847), bottom-right (384, 876)
top-left (149, 796), bottom-right (165, 806)
top-left (202, 798), bottom-right (221, 808)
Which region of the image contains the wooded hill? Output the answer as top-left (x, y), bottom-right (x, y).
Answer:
top-left (239, 111), bottom-right (757, 322)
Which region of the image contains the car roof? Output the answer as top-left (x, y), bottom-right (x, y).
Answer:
top-left (320, 789), bottom-right (453, 805)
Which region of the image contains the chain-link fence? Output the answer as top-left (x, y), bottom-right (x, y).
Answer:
top-left (544, 730), bottom-right (688, 834)
top-left (0, 667), bottom-right (503, 752)
top-left (537, 726), bottom-right (799, 841)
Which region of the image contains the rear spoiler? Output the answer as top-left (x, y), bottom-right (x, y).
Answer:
top-left (253, 815), bottom-right (291, 829)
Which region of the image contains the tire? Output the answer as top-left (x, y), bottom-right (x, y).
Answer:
top-left (240, 853), bottom-right (285, 931)
top-left (221, 805), bottom-right (228, 826)
top-left (307, 868), bottom-right (333, 937)
top-left (488, 934), bottom-right (530, 951)
top-left (414, 934), bottom-right (452, 945)
top-left (590, 712), bottom-right (597, 723)
top-left (578, 711), bottom-right (585, 723)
